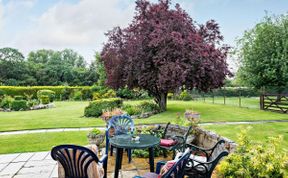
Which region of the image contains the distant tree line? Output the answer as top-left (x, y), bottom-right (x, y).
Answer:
top-left (0, 47), bottom-right (99, 86)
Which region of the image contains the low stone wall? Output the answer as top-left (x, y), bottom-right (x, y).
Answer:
top-left (192, 127), bottom-right (237, 153)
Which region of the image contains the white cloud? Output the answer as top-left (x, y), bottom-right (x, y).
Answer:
top-left (15, 0), bottom-right (135, 61)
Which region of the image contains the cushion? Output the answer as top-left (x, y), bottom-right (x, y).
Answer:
top-left (160, 139), bottom-right (177, 147)
top-left (175, 152), bottom-right (207, 166)
top-left (158, 160), bottom-right (176, 178)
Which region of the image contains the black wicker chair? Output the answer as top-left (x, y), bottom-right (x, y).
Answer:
top-left (159, 122), bottom-right (192, 158)
top-left (184, 140), bottom-right (229, 178)
top-left (51, 144), bottom-right (108, 178)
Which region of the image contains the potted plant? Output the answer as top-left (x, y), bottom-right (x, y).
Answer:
top-left (87, 128), bottom-right (105, 147)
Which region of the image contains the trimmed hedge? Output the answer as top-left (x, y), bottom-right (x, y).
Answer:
top-left (84, 98), bottom-right (123, 117)
top-left (0, 86), bottom-right (92, 100)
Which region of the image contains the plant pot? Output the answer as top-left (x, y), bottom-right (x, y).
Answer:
top-left (87, 134), bottom-right (105, 146)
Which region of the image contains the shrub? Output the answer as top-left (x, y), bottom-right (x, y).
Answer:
top-left (14, 95), bottom-right (24, 100)
top-left (122, 104), bottom-right (142, 115)
top-left (40, 95), bottom-right (50, 104)
top-left (167, 93), bottom-right (174, 99)
top-left (139, 101), bottom-right (160, 113)
top-left (84, 98), bottom-right (123, 117)
top-left (72, 90), bottom-right (83, 101)
top-left (0, 89), bottom-right (5, 98)
top-left (179, 90), bottom-right (193, 101)
top-left (217, 128), bottom-right (288, 178)
top-left (0, 95), bottom-right (13, 109)
top-left (37, 90), bottom-right (55, 102)
top-left (27, 99), bottom-right (39, 107)
top-left (11, 100), bottom-right (28, 111)
top-left (102, 89), bottom-right (116, 98)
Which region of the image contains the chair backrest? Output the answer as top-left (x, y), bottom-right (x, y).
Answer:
top-left (107, 114), bottom-right (134, 137)
top-left (163, 122), bottom-right (192, 141)
top-left (51, 144), bottom-right (101, 178)
top-left (162, 149), bottom-right (191, 178)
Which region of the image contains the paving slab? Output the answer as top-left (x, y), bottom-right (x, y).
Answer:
top-left (0, 162), bottom-right (25, 177)
top-left (13, 153), bottom-right (34, 163)
top-left (0, 153), bottom-right (20, 164)
top-left (0, 163), bottom-right (8, 172)
top-left (29, 152), bottom-right (49, 161)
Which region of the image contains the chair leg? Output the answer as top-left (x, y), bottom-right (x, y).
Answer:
top-left (163, 149), bottom-right (168, 158)
top-left (110, 145), bottom-right (114, 156)
top-left (172, 150), bottom-right (176, 159)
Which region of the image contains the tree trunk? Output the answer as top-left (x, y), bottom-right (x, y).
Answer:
top-left (155, 93), bottom-right (167, 112)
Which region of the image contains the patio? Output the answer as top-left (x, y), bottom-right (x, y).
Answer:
top-left (0, 150), bottom-right (172, 178)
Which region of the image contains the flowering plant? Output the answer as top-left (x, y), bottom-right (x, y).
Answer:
top-left (100, 108), bottom-right (124, 122)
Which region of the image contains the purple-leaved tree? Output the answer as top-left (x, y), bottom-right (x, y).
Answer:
top-left (101, 0), bottom-right (231, 111)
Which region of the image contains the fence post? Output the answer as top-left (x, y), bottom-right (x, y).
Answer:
top-left (260, 95), bottom-right (264, 110)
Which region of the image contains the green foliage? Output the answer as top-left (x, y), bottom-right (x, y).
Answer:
top-left (217, 127), bottom-right (288, 178)
top-left (236, 14), bottom-right (288, 92)
top-left (40, 95), bottom-right (50, 104)
top-left (92, 89), bottom-right (116, 100)
top-left (72, 90), bottom-right (83, 101)
top-left (0, 89), bottom-right (5, 97)
top-left (167, 93), bottom-right (174, 99)
top-left (11, 100), bottom-right (28, 111)
top-left (179, 90), bottom-right (193, 101)
top-left (102, 89), bottom-right (116, 98)
top-left (87, 128), bottom-right (103, 138)
top-left (27, 99), bottom-right (39, 107)
top-left (0, 95), bottom-right (13, 109)
top-left (37, 90), bottom-right (55, 102)
top-left (138, 101), bottom-right (160, 113)
top-left (122, 104), bottom-right (142, 115)
top-left (84, 98), bottom-right (123, 117)
top-left (14, 95), bottom-right (24, 101)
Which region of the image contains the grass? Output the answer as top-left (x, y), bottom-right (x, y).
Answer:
top-left (0, 131), bottom-right (88, 154)
top-left (0, 122), bottom-right (287, 154)
top-left (0, 101), bottom-right (105, 131)
top-left (203, 122), bottom-right (288, 150)
top-left (0, 100), bottom-right (288, 131)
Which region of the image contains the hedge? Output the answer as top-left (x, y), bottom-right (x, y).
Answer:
top-left (0, 86), bottom-right (92, 100)
top-left (84, 98), bottom-right (123, 117)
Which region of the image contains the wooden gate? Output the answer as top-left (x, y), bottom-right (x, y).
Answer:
top-left (260, 94), bottom-right (288, 113)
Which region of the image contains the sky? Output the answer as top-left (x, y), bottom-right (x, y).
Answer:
top-left (0, 0), bottom-right (288, 68)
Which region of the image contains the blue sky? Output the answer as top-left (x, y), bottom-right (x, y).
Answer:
top-left (0, 0), bottom-right (287, 67)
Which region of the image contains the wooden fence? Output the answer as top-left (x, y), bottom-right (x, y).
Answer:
top-left (260, 94), bottom-right (288, 113)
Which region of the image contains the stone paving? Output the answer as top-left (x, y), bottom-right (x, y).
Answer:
top-left (0, 151), bottom-right (171, 178)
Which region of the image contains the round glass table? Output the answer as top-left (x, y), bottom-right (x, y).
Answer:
top-left (109, 134), bottom-right (160, 178)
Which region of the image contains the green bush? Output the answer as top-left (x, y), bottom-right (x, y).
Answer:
top-left (0, 89), bottom-right (5, 97)
top-left (179, 90), bottom-right (193, 101)
top-left (40, 95), bottom-right (50, 104)
top-left (0, 86), bottom-right (91, 100)
top-left (84, 98), bottom-right (123, 117)
top-left (72, 90), bottom-right (83, 101)
top-left (14, 95), bottom-right (24, 100)
top-left (122, 104), bottom-right (142, 115)
top-left (11, 100), bottom-right (28, 111)
top-left (27, 99), bottom-right (39, 107)
top-left (37, 90), bottom-right (55, 102)
top-left (217, 128), bottom-right (288, 178)
top-left (92, 89), bottom-right (116, 100)
top-left (167, 93), bottom-right (174, 99)
top-left (139, 101), bottom-right (160, 113)
top-left (0, 95), bottom-right (13, 109)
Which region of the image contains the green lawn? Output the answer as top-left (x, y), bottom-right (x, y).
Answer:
top-left (0, 122), bottom-right (287, 154)
top-left (0, 100), bottom-right (287, 131)
top-left (203, 122), bottom-right (288, 150)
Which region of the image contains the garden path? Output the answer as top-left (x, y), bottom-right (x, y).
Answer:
top-left (1, 119), bottom-right (288, 136)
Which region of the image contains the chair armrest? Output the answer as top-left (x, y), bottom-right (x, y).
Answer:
top-left (172, 135), bottom-right (185, 143)
top-left (99, 154), bottom-right (108, 163)
top-left (156, 161), bottom-right (166, 174)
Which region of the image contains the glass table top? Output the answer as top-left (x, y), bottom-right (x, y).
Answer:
top-left (109, 134), bottom-right (160, 149)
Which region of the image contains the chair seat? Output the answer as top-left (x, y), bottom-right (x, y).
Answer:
top-left (142, 172), bottom-right (159, 178)
top-left (160, 139), bottom-right (177, 147)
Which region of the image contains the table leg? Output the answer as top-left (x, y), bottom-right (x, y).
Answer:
top-left (114, 148), bottom-right (123, 178)
top-left (119, 148), bottom-right (123, 169)
top-left (148, 147), bottom-right (155, 172)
